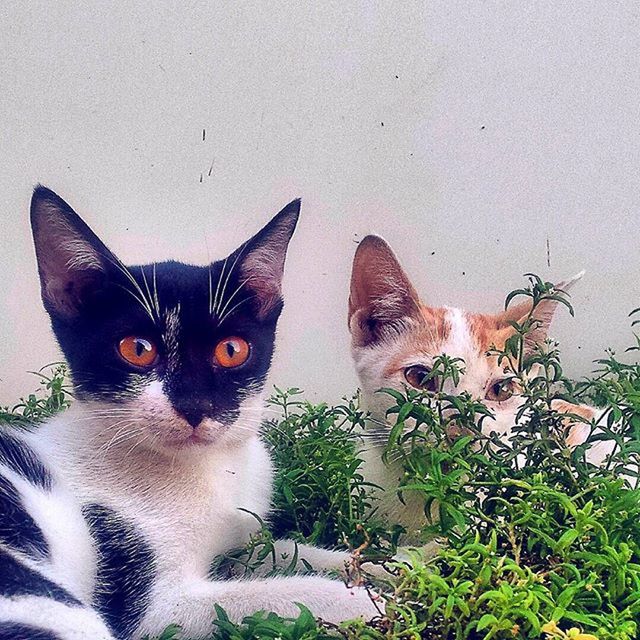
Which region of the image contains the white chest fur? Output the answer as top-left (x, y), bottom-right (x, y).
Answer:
top-left (25, 404), bottom-right (274, 580)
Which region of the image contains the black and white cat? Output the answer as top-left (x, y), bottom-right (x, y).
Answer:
top-left (0, 188), bottom-right (378, 640)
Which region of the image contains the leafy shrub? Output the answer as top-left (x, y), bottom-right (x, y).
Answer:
top-left (264, 388), bottom-right (400, 557)
top-left (254, 275), bottom-right (640, 640)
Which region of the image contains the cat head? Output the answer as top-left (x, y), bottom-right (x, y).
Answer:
top-left (31, 186), bottom-right (299, 454)
top-left (348, 235), bottom-right (580, 439)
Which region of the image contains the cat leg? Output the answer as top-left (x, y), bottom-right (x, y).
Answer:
top-left (264, 539), bottom-right (442, 580)
top-left (252, 539), bottom-right (353, 574)
top-left (257, 539), bottom-right (393, 580)
top-left (139, 574), bottom-right (382, 639)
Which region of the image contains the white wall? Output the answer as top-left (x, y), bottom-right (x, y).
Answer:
top-left (1, 1), bottom-right (639, 405)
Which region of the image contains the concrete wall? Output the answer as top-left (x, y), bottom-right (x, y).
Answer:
top-left (1, 1), bottom-right (639, 404)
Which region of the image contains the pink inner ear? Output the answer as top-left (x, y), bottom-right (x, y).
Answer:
top-left (34, 217), bottom-right (108, 318)
top-left (349, 239), bottom-right (422, 327)
top-left (233, 206), bottom-right (298, 321)
top-left (239, 252), bottom-right (283, 320)
top-left (42, 268), bottom-right (105, 318)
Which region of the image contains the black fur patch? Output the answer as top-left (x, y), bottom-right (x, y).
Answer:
top-left (31, 187), bottom-right (298, 433)
top-left (83, 504), bottom-right (155, 640)
top-left (0, 475), bottom-right (49, 559)
top-left (0, 430), bottom-right (51, 490)
top-left (0, 623), bottom-right (62, 640)
top-left (0, 546), bottom-right (80, 604)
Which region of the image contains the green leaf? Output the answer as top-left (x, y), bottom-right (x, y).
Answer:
top-left (476, 614), bottom-right (499, 631)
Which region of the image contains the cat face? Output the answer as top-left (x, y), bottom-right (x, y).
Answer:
top-left (31, 186), bottom-right (299, 453)
top-left (348, 235), bottom-right (578, 440)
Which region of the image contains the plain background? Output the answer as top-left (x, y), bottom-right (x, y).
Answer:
top-left (1, 1), bottom-right (639, 405)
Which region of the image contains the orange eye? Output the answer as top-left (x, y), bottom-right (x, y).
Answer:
top-left (214, 337), bottom-right (250, 368)
top-left (118, 337), bottom-right (158, 368)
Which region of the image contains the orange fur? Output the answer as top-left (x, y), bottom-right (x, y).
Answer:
top-left (466, 312), bottom-right (514, 353)
top-left (382, 305), bottom-right (450, 377)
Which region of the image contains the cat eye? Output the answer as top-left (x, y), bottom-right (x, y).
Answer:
top-left (118, 336), bottom-right (158, 368)
top-left (214, 337), bottom-right (250, 368)
top-left (486, 378), bottom-right (516, 402)
top-left (404, 365), bottom-right (439, 392)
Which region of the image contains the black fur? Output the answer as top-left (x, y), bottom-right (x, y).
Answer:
top-left (0, 430), bottom-right (51, 490)
top-left (0, 475), bottom-right (49, 559)
top-left (31, 186), bottom-right (299, 430)
top-left (0, 623), bottom-right (62, 640)
top-left (84, 504), bottom-right (156, 640)
top-left (0, 546), bottom-right (80, 604)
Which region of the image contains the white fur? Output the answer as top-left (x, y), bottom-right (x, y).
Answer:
top-left (2, 387), bottom-right (378, 639)
top-left (0, 463), bottom-right (96, 601)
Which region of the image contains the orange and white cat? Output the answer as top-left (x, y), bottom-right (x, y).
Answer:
top-left (347, 235), bottom-right (612, 540)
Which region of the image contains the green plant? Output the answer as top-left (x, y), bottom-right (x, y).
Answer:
top-left (367, 275), bottom-right (640, 639)
top-left (210, 274), bottom-right (640, 640)
top-left (264, 388), bottom-right (401, 559)
top-left (0, 363), bottom-right (71, 426)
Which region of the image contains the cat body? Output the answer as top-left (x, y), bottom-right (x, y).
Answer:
top-left (348, 235), bottom-right (612, 541)
top-left (18, 404), bottom-right (274, 637)
top-left (0, 188), bottom-right (376, 639)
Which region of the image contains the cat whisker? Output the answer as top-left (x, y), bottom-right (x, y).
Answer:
top-left (139, 264), bottom-right (160, 320)
top-left (119, 265), bottom-right (156, 321)
top-left (98, 431), bottom-right (145, 457)
top-left (214, 252), bottom-right (243, 317)
top-left (123, 432), bottom-right (154, 459)
top-left (95, 420), bottom-right (145, 450)
top-left (211, 255), bottom-right (229, 318)
top-left (152, 263), bottom-right (161, 318)
top-left (208, 264), bottom-right (214, 316)
top-left (105, 255), bottom-right (157, 324)
top-left (213, 241), bottom-right (251, 318)
top-left (216, 277), bottom-right (252, 323)
top-left (89, 423), bottom-right (147, 462)
top-left (60, 411), bottom-right (136, 427)
top-left (218, 295), bottom-right (255, 326)
top-left (228, 422), bottom-right (265, 432)
top-left (99, 426), bottom-right (147, 457)
top-left (239, 407), bottom-right (280, 415)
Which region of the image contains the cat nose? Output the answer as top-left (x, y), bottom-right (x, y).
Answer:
top-left (172, 402), bottom-right (205, 428)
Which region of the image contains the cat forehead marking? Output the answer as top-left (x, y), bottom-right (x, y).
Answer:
top-left (382, 307), bottom-right (505, 377)
top-left (418, 306), bottom-right (451, 344)
top-left (162, 304), bottom-right (182, 374)
top-left (466, 313), bottom-right (512, 353)
top-left (441, 308), bottom-right (474, 356)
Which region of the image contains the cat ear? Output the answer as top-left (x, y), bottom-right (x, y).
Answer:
top-left (234, 198), bottom-right (300, 320)
top-left (348, 235), bottom-right (422, 346)
top-left (30, 186), bottom-right (120, 319)
top-left (501, 271), bottom-right (584, 349)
